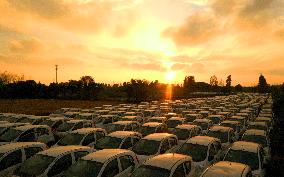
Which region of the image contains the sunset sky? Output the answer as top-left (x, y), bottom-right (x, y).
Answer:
top-left (1, 0), bottom-right (284, 85)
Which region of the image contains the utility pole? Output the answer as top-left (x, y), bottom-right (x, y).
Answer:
top-left (55, 65), bottom-right (58, 83)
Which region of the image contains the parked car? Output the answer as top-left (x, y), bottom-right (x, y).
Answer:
top-left (0, 123), bottom-right (30, 136)
top-left (132, 133), bottom-right (178, 163)
top-left (207, 115), bottom-right (225, 125)
top-left (192, 119), bottom-right (213, 134)
top-left (147, 117), bottom-right (167, 124)
top-left (0, 142), bottom-right (47, 177)
top-left (137, 122), bottom-right (167, 137)
top-left (94, 131), bottom-right (142, 150)
top-left (95, 114), bottom-right (119, 128)
top-left (207, 125), bottom-right (235, 149)
top-left (0, 124), bottom-right (55, 146)
top-left (130, 153), bottom-right (195, 177)
top-left (224, 141), bottom-right (266, 177)
top-left (63, 149), bottom-right (139, 177)
top-left (171, 136), bottom-right (222, 175)
top-left (39, 117), bottom-right (66, 132)
top-left (55, 128), bottom-right (106, 147)
top-left (171, 124), bottom-right (202, 144)
top-left (104, 121), bottom-right (140, 133)
top-left (166, 117), bottom-right (186, 131)
top-left (200, 161), bottom-right (252, 177)
top-left (247, 122), bottom-right (269, 133)
top-left (220, 120), bottom-right (243, 140)
top-left (14, 145), bottom-right (94, 177)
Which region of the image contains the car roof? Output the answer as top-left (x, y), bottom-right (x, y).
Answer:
top-left (201, 161), bottom-right (250, 177)
top-left (83, 149), bottom-right (133, 163)
top-left (0, 142), bottom-right (46, 154)
top-left (66, 119), bottom-right (87, 123)
top-left (230, 141), bottom-right (260, 153)
top-left (221, 120), bottom-right (240, 124)
top-left (248, 122), bottom-right (267, 126)
top-left (144, 153), bottom-right (192, 170)
top-left (108, 131), bottom-right (141, 138)
top-left (243, 129), bottom-right (266, 136)
top-left (71, 128), bottom-right (106, 134)
top-left (175, 124), bottom-right (199, 130)
top-left (209, 126), bottom-right (233, 132)
top-left (143, 133), bottom-right (177, 141)
top-left (142, 122), bottom-right (163, 127)
top-left (38, 145), bottom-right (91, 157)
top-left (194, 119), bottom-right (211, 123)
top-left (14, 124), bottom-right (50, 131)
top-left (168, 117), bottom-right (185, 121)
top-left (186, 136), bottom-right (219, 146)
top-left (113, 121), bottom-right (137, 125)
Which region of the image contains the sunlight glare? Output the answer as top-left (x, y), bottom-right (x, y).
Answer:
top-left (165, 71), bottom-right (176, 83)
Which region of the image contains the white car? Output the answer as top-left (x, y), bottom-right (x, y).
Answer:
top-left (132, 133), bottom-right (178, 163)
top-left (147, 116), bottom-right (167, 124)
top-left (166, 117), bottom-right (186, 131)
top-left (200, 161), bottom-right (252, 177)
top-left (104, 121), bottom-right (140, 133)
top-left (220, 120), bottom-right (243, 140)
top-left (94, 114), bottom-right (119, 128)
top-left (207, 125), bottom-right (235, 149)
top-left (241, 129), bottom-right (271, 164)
top-left (137, 122), bottom-right (168, 137)
top-left (224, 141), bottom-right (266, 177)
top-left (55, 128), bottom-right (106, 147)
top-left (172, 136), bottom-right (222, 175)
top-left (0, 142), bottom-right (47, 177)
top-left (171, 124), bottom-right (202, 144)
top-left (14, 145), bottom-right (94, 177)
top-left (94, 131), bottom-right (142, 150)
top-left (130, 153), bottom-right (195, 177)
top-left (63, 149), bottom-right (139, 177)
top-left (192, 119), bottom-right (213, 134)
top-left (207, 115), bottom-right (225, 125)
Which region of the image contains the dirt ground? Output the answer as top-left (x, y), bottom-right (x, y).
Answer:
top-left (0, 99), bottom-right (122, 116)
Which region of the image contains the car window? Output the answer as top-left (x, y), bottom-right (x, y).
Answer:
top-left (169, 138), bottom-right (178, 147)
top-left (24, 147), bottom-right (43, 159)
top-left (132, 123), bottom-right (139, 130)
top-left (73, 122), bottom-right (83, 130)
top-left (95, 132), bottom-right (105, 140)
top-left (19, 131), bottom-right (36, 142)
top-left (156, 126), bottom-right (162, 133)
top-left (184, 161), bottom-right (191, 175)
top-left (53, 121), bottom-right (62, 129)
top-left (0, 149), bottom-right (22, 171)
top-left (172, 163), bottom-right (185, 177)
top-left (101, 158), bottom-right (119, 177)
top-left (208, 144), bottom-right (215, 160)
top-left (119, 155), bottom-right (135, 171)
top-left (37, 128), bottom-right (49, 135)
top-left (121, 137), bottom-right (132, 149)
top-left (214, 142), bottom-right (222, 153)
top-left (47, 154), bottom-right (72, 177)
top-left (74, 151), bottom-right (90, 161)
top-left (132, 137), bottom-right (140, 145)
top-left (160, 140), bottom-right (170, 154)
top-left (125, 124), bottom-right (132, 131)
top-left (82, 133), bottom-right (95, 146)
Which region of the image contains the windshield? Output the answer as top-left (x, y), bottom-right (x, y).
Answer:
top-left (132, 139), bottom-right (160, 155)
top-left (209, 117), bottom-right (220, 124)
top-left (39, 120), bottom-right (54, 127)
top-left (94, 117), bottom-right (103, 124)
top-left (175, 143), bottom-right (208, 162)
top-left (17, 154), bottom-right (55, 176)
top-left (248, 125), bottom-right (266, 131)
top-left (105, 124), bottom-right (125, 133)
top-left (221, 123), bottom-right (238, 132)
top-left (57, 133), bottom-right (85, 146)
top-left (193, 122), bottom-right (208, 130)
top-left (172, 128), bottom-right (190, 140)
top-left (130, 165), bottom-right (170, 177)
top-left (224, 149), bottom-right (259, 170)
top-left (17, 118), bottom-right (31, 123)
top-left (167, 120), bottom-right (181, 128)
top-left (207, 131), bottom-right (228, 143)
top-left (57, 122), bottom-right (74, 132)
top-left (138, 126), bottom-right (156, 136)
top-left (0, 128), bottom-right (22, 142)
top-left (63, 159), bottom-right (103, 177)
top-left (94, 136), bottom-right (122, 149)
top-left (242, 135), bottom-right (267, 147)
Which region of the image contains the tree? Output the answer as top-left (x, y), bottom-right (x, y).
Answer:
top-left (258, 74), bottom-right (268, 93)
top-left (183, 76), bottom-right (195, 97)
top-left (210, 75), bottom-right (218, 86)
top-left (235, 84), bottom-right (243, 92)
top-left (225, 75), bottom-right (232, 94)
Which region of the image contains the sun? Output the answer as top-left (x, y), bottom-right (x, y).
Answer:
top-left (165, 71), bottom-right (176, 83)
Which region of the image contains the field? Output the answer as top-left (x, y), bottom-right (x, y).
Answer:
top-left (0, 99), bottom-right (122, 116)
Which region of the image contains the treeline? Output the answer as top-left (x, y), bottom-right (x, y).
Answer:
top-left (0, 71), bottom-right (279, 102)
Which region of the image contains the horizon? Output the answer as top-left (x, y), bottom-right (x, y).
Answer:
top-left (1, 0), bottom-right (284, 86)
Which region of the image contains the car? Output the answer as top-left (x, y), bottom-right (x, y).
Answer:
top-left (220, 120), bottom-right (243, 140)
top-left (227, 116), bottom-right (247, 128)
top-left (241, 129), bottom-right (271, 164)
top-left (94, 114), bottom-right (119, 128)
top-left (55, 119), bottom-right (93, 139)
top-left (0, 124), bottom-right (55, 146)
top-left (147, 117), bottom-right (167, 124)
top-left (171, 136), bottom-right (222, 175)
top-left (192, 119), bottom-right (213, 134)
top-left (120, 116), bottom-right (144, 124)
top-left (171, 124), bottom-right (202, 144)
top-left (0, 142), bottom-right (47, 176)
top-left (207, 115), bottom-right (225, 125)
top-left (207, 125), bottom-right (235, 149)
top-left (184, 114), bottom-right (202, 123)
top-left (137, 122), bottom-right (168, 137)
top-left (104, 121), bottom-right (140, 133)
top-left (63, 149), bottom-right (139, 177)
top-left (94, 131), bottom-right (142, 150)
top-left (166, 117), bottom-right (187, 131)
top-left (255, 117), bottom-right (272, 129)
top-left (14, 145), bottom-right (94, 177)
top-left (55, 128), bottom-right (106, 147)
top-left (200, 161), bottom-right (252, 177)
top-left (247, 122), bottom-right (269, 133)
top-left (224, 141), bottom-right (266, 177)
top-left (16, 116), bottom-right (50, 125)
top-left (132, 133), bottom-right (178, 163)
top-left (0, 121), bottom-right (9, 124)
top-left (164, 113), bottom-right (179, 120)
top-left (39, 117), bottom-right (66, 132)
top-left (0, 123), bottom-right (30, 136)
top-left (200, 111), bottom-right (210, 118)
top-left (130, 153), bottom-right (195, 177)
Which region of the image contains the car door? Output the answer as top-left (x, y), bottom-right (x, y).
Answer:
top-left (121, 137), bottom-right (133, 149)
top-left (47, 154), bottom-right (72, 177)
top-left (118, 155), bottom-right (136, 177)
top-left (159, 139), bottom-right (170, 154)
top-left (100, 158), bottom-right (120, 177)
top-left (172, 163), bottom-right (186, 177)
top-left (24, 146), bottom-right (44, 159)
top-left (82, 133), bottom-right (96, 146)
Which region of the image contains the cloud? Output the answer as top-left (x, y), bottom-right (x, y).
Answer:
top-left (163, 12), bottom-right (220, 46)
top-left (171, 62), bottom-right (205, 73)
top-left (127, 62), bottom-right (166, 72)
top-left (8, 38), bottom-right (44, 53)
